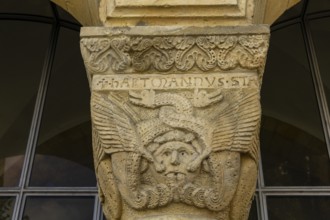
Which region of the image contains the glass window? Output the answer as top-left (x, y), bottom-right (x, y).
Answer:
top-left (23, 197), bottom-right (95, 220)
top-left (0, 197), bottom-right (15, 220)
top-left (0, 21), bottom-right (51, 187)
top-left (309, 17), bottom-right (330, 110)
top-left (274, 0), bottom-right (304, 24)
top-left (248, 197), bottom-right (259, 220)
top-left (261, 24), bottom-right (329, 186)
top-left (0, 0), bottom-right (52, 17)
top-left (267, 196), bottom-right (330, 220)
top-left (30, 27), bottom-right (96, 187)
top-left (307, 0), bottom-right (330, 14)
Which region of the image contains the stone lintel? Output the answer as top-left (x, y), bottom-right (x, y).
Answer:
top-left (52, 0), bottom-right (300, 26)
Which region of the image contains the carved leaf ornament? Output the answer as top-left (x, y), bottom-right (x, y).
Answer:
top-left (81, 34), bottom-right (268, 74)
top-left (82, 27), bottom-right (269, 220)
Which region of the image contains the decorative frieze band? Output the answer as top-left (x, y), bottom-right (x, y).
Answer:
top-left (80, 26), bottom-right (270, 75)
top-left (81, 25), bottom-right (270, 220)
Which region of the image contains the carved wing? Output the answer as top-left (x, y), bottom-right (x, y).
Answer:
top-left (210, 90), bottom-right (260, 160)
top-left (210, 93), bottom-right (240, 152)
top-left (231, 90), bottom-right (261, 160)
top-left (91, 92), bottom-right (141, 155)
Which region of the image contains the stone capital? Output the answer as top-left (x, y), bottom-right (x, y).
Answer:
top-left (50, 0), bottom-right (300, 219)
top-left (80, 25), bottom-right (269, 220)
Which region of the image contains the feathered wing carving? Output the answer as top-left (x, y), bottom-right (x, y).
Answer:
top-left (91, 92), bottom-right (144, 220)
top-left (91, 92), bottom-right (141, 155)
top-left (210, 90), bottom-right (241, 152)
top-left (231, 90), bottom-right (261, 160)
top-left (210, 89), bottom-right (260, 160)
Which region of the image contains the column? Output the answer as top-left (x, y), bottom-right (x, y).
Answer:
top-left (52, 0), bottom-right (300, 219)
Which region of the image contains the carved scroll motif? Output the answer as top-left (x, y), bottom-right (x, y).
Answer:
top-left (81, 34), bottom-right (269, 74)
top-left (82, 27), bottom-right (269, 220)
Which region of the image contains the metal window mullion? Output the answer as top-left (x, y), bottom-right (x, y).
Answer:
top-left (258, 192), bottom-right (269, 220)
top-left (18, 23), bottom-right (60, 188)
top-left (257, 148), bottom-right (265, 188)
top-left (259, 186), bottom-right (330, 193)
top-left (20, 187), bottom-right (98, 193)
top-left (307, 10), bottom-right (330, 20)
top-left (0, 13), bottom-right (53, 24)
top-left (12, 21), bottom-right (60, 220)
top-left (271, 17), bottom-right (301, 32)
top-left (301, 16), bottom-right (330, 159)
top-left (21, 192), bottom-right (97, 197)
top-left (263, 191), bottom-right (330, 196)
top-left (93, 196), bottom-right (101, 220)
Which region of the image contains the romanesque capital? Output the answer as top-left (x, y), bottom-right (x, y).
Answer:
top-left (50, 0), bottom-right (300, 219)
top-left (80, 25), bottom-right (269, 220)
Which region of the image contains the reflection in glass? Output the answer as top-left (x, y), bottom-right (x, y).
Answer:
top-left (261, 24), bottom-right (329, 186)
top-left (0, 21), bottom-right (51, 187)
top-left (267, 196), bottom-right (330, 220)
top-left (309, 18), bottom-right (330, 110)
top-left (30, 27), bottom-right (96, 187)
top-left (0, 197), bottom-right (15, 220)
top-left (23, 197), bottom-right (95, 220)
top-left (261, 116), bottom-right (330, 186)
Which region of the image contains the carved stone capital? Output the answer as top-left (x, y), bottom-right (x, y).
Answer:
top-left (81, 25), bottom-right (269, 220)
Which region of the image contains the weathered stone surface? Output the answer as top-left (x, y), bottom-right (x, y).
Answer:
top-left (49, 1), bottom-right (299, 219)
top-left (52, 0), bottom-right (300, 26)
top-left (80, 26), bottom-right (269, 76)
top-left (81, 25), bottom-right (269, 220)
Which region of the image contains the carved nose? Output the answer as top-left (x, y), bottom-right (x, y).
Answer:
top-left (170, 150), bottom-right (179, 165)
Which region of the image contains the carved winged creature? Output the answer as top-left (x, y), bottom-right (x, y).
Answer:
top-left (91, 88), bottom-right (260, 219)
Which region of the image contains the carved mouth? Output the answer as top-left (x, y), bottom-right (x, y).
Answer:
top-left (165, 172), bottom-right (186, 181)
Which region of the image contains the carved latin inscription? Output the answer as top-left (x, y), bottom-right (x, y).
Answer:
top-left (93, 73), bottom-right (259, 90)
top-left (82, 26), bottom-right (269, 220)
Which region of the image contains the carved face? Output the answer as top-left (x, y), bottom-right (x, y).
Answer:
top-left (152, 141), bottom-right (199, 184)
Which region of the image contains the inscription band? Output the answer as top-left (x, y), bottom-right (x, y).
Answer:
top-left (92, 73), bottom-right (259, 91)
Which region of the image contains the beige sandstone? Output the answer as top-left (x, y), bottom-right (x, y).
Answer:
top-left (81, 25), bottom-right (268, 220)
top-left (51, 0), bottom-right (299, 26)
top-left (51, 0), bottom-right (300, 219)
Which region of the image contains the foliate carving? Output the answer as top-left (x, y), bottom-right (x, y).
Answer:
top-left (81, 34), bottom-right (269, 74)
top-left (83, 25), bottom-right (269, 220)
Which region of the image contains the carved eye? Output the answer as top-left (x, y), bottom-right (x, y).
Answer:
top-left (163, 151), bottom-right (170, 157)
top-left (180, 151), bottom-right (187, 157)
